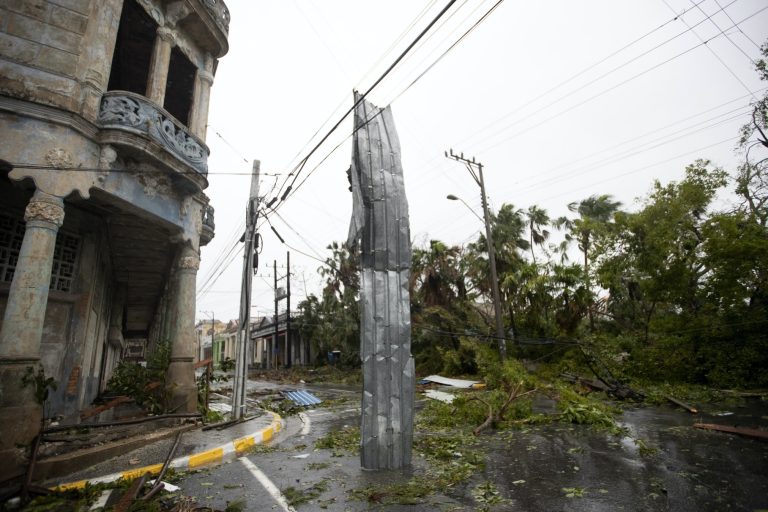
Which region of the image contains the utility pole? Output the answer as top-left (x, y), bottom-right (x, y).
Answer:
top-left (445, 149), bottom-right (506, 360)
top-left (232, 160), bottom-right (260, 420)
top-left (286, 251), bottom-right (291, 368)
top-left (272, 253), bottom-right (291, 368)
top-left (273, 259), bottom-right (278, 369)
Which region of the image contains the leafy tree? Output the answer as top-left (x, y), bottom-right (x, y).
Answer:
top-left (296, 242), bottom-right (360, 365)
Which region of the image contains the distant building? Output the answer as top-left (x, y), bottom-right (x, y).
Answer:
top-left (0, 0), bottom-right (229, 479)
top-left (251, 313), bottom-right (313, 368)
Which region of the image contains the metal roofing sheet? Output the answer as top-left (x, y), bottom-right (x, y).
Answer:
top-left (282, 390), bottom-right (322, 407)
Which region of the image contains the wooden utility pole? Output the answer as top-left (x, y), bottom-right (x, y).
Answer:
top-left (272, 253), bottom-right (291, 368)
top-left (445, 149), bottom-right (506, 360)
top-left (232, 160), bottom-right (260, 419)
top-left (286, 251), bottom-right (291, 368)
top-left (273, 259), bottom-right (278, 369)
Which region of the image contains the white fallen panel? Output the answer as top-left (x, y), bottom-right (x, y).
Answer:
top-left (424, 389), bottom-right (456, 403)
top-left (422, 375), bottom-right (479, 388)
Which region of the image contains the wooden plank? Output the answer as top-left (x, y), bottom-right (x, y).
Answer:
top-left (665, 395), bottom-right (698, 413)
top-left (80, 396), bottom-right (130, 420)
top-left (194, 358), bottom-right (213, 369)
top-left (693, 423), bottom-right (768, 440)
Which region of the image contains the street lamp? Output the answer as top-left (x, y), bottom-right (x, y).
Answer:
top-left (446, 194), bottom-right (484, 223)
top-left (445, 149), bottom-right (507, 360)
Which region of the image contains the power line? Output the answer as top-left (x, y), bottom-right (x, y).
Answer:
top-left (474, 7), bottom-right (767, 156)
top-left (268, 0), bottom-right (461, 209)
top-left (688, 0), bottom-right (757, 64)
top-left (402, 0), bottom-right (755, 191)
top-left (274, 0), bottom-right (508, 209)
top-left (711, 0), bottom-right (761, 49)
top-left (663, 0), bottom-right (758, 99)
top-left (452, 0), bottom-right (718, 150)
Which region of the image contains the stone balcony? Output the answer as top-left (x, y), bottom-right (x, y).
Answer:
top-left (98, 91), bottom-right (209, 190)
top-left (201, 204), bottom-right (215, 245)
top-left (188, 0), bottom-right (230, 58)
top-left (202, 0), bottom-right (230, 36)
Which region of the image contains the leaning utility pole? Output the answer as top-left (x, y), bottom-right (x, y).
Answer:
top-left (232, 160), bottom-right (260, 419)
top-left (445, 149), bottom-right (506, 360)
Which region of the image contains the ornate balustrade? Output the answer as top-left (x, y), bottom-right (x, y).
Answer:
top-left (98, 91), bottom-right (209, 177)
top-left (201, 204), bottom-right (215, 245)
top-left (202, 0), bottom-right (230, 35)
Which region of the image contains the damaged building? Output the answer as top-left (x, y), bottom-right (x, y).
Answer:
top-left (0, 0), bottom-right (229, 480)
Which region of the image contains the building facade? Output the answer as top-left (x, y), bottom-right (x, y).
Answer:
top-left (0, 0), bottom-right (228, 480)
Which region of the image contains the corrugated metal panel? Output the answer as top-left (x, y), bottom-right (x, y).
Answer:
top-left (282, 390), bottom-right (322, 407)
top-left (348, 92), bottom-right (414, 470)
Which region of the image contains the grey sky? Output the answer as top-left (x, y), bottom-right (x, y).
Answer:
top-left (196, 0), bottom-right (768, 322)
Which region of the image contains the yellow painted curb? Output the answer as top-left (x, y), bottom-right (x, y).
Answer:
top-left (48, 411), bottom-right (284, 490)
top-left (188, 447), bottom-right (224, 468)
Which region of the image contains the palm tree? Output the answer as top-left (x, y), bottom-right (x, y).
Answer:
top-left (564, 194), bottom-right (622, 329)
top-left (524, 205), bottom-right (550, 265)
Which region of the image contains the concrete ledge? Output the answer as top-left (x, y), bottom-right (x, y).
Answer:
top-left (53, 412), bottom-right (284, 490)
top-left (34, 423), bottom-right (199, 482)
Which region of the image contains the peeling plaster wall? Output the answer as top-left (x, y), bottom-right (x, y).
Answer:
top-left (0, 181), bottom-right (114, 420)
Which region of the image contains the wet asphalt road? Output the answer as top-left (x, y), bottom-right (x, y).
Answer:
top-left (173, 384), bottom-right (768, 511)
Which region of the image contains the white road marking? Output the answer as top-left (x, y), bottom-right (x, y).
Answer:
top-left (299, 412), bottom-right (311, 436)
top-left (239, 457), bottom-right (296, 512)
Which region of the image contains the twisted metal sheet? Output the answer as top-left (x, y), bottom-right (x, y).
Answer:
top-left (348, 93), bottom-right (414, 470)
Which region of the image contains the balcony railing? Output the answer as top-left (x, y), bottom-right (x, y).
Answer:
top-left (202, 0), bottom-right (230, 35)
top-left (201, 204), bottom-right (215, 245)
top-left (98, 91), bottom-right (209, 177)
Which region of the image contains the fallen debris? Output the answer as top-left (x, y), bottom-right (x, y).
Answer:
top-left (424, 389), bottom-right (456, 404)
top-left (421, 375), bottom-right (483, 388)
top-left (664, 395), bottom-right (698, 414)
top-left (79, 396), bottom-right (131, 421)
top-left (282, 389), bottom-right (322, 406)
top-left (472, 383), bottom-right (538, 436)
top-left (693, 423), bottom-right (768, 440)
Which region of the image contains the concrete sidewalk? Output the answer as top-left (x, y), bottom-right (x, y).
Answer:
top-left (51, 411), bottom-right (283, 490)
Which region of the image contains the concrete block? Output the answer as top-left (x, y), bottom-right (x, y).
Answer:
top-left (0, 31), bottom-right (41, 64)
top-left (6, 12), bottom-right (82, 55)
top-left (40, 23), bottom-right (83, 55)
top-left (37, 44), bottom-right (78, 76)
top-left (1, 0), bottom-right (50, 22)
top-left (5, 10), bottom-right (46, 40)
top-left (49, 5), bottom-right (88, 34)
top-left (48, 0), bottom-right (91, 16)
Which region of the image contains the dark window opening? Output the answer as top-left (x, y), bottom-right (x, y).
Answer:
top-left (108, 0), bottom-right (156, 95)
top-left (0, 210), bottom-right (81, 292)
top-left (164, 47), bottom-right (196, 126)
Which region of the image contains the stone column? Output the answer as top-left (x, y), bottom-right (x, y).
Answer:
top-left (0, 191), bottom-right (65, 480)
top-left (165, 242), bottom-right (199, 413)
top-left (77, 0), bottom-right (124, 120)
top-left (189, 54), bottom-right (214, 141)
top-left (146, 26), bottom-right (175, 105)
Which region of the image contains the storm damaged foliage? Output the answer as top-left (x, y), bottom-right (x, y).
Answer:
top-left (106, 341), bottom-right (171, 414)
top-left (296, 40), bottom-right (768, 390)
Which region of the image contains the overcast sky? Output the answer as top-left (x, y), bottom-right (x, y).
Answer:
top-left (195, 0), bottom-right (767, 323)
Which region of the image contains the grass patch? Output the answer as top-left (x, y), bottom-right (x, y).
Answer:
top-left (349, 412), bottom-right (485, 506)
top-left (283, 479), bottom-right (330, 507)
top-left (314, 425), bottom-right (359, 456)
